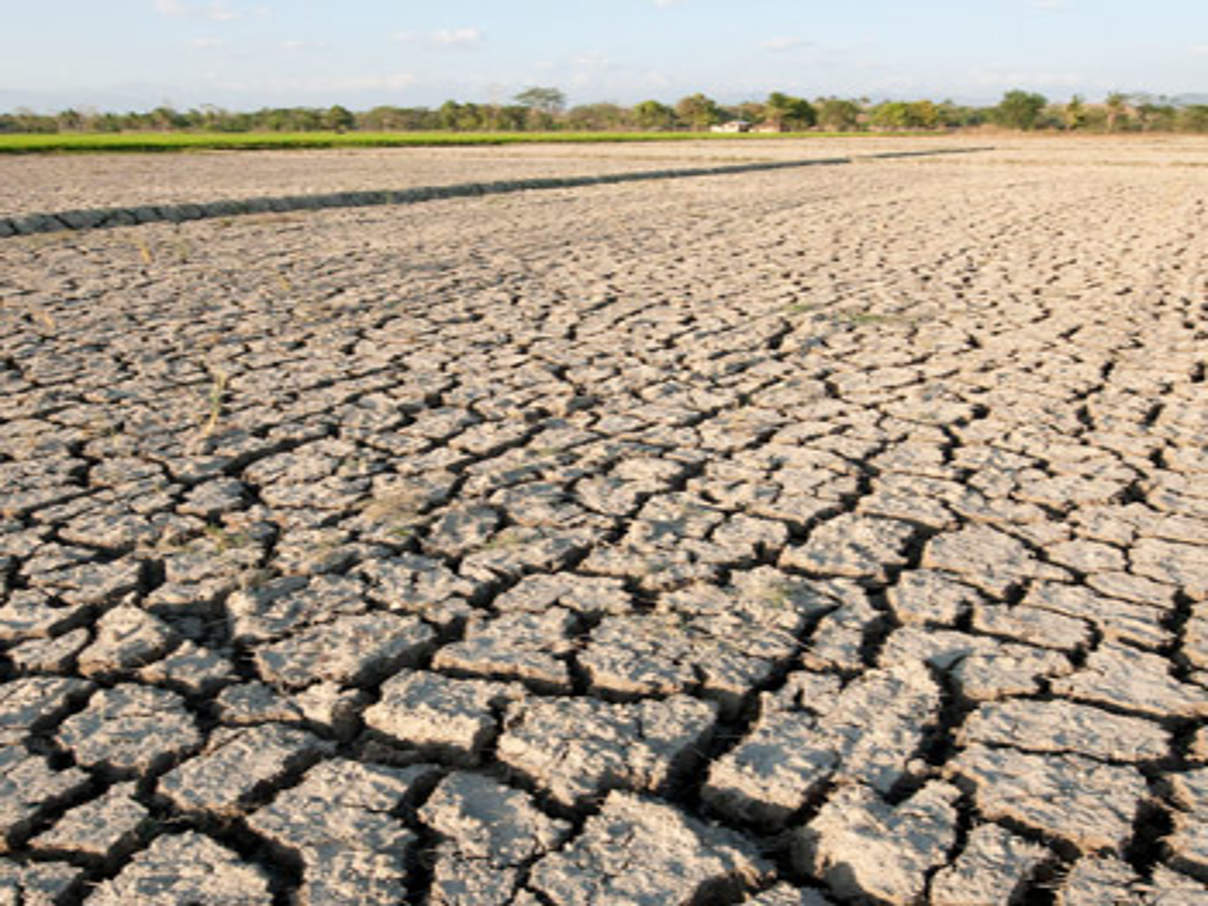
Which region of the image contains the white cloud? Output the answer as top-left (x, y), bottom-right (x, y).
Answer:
top-left (394, 27), bottom-right (483, 49)
top-left (323, 73), bottom-right (416, 92)
top-left (1030, 0), bottom-right (1066, 9)
top-left (153, 0), bottom-right (243, 21)
top-left (653, 0), bottom-right (684, 6)
top-left (1192, 44), bottom-right (1208, 56)
top-left (761, 36), bottom-right (806, 52)
top-left (191, 36), bottom-right (223, 48)
top-left (206, 2), bottom-right (239, 21)
top-left (432, 27), bottom-right (482, 47)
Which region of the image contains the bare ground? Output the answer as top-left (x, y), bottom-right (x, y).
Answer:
top-left (0, 137), bottom-right (1206, 905)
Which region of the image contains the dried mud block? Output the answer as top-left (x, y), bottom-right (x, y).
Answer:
top-left (57, 684), bottom-right (201, 773)
top-left (248, 759), bottom-right (439, 906)
top-left (0, 749), bottom-right (90, 851)
top-left (1056, 856), bottom-right (1208, 906)
top-left (29, 782), bottom-right (146, 859)
top-left (1130, 538), bottom-right (1208, 600)
top-left (30, 558), bottom-right (143, 607)
top-left (1050, 641), bottom-right (1208, 719)
top-left (0, 859), bottom-right (79, 906)
top-left (459, 525), bottom-right (597, 584)
top-left (0, 590), bottom-right (90, 642)
top-left (1168, 768), bottom-right (1208, 883)
top-left (157, 723), bottom-right (332, 814)
top-left (930, 824), bottom-right (1049, 906)
top-left (492, 573), bottom-right (632, 616)
top-left (527, 790), bottom-right (772, 906)
top-left (703, 705), bottom-right (836, 828)
top-left (432, 608), bottom-right (576, 692)
top-left (887, 569), bottom-right (981, 626)
top-left (879, 626), bottom-right (1072, 701)
top-left (215, 682), bottom-right (304, 726)
top-left (971, 601), bottom-right (1093, 651)
top-left (0, 675), bottom-right (92, 745)
top-left (7, 627), bottom-right (89, 672)
top-left (420, 772), bottom-right (572, 906)
top-left (497, 694), bottom-right (716, 809)
top-left (292, 682), bottom-right (370, 740)
top-left (1183, 605), bottom-right (1208, 671)
top-left (253, 612), bottom-right (435, 690)
top-left (76, 605), bottom-right (179, 677)
top-left (136, 640), bottom-right (238, 695)
top-left (1191, 727), bottom-right (1208, 763)
top-left (801, 587), bottom-right (879, 674)
top-left (363, 670), bottom-right (523, 763)
top-left (178, 477), bottom-right (248, 518)
top-left (739, 883), bottom-right (837, 905)
top-left (704, 664), bottom-right (938, 828)
top-left (792, 781), bottom-right (960, 906)
top-left (1026, 581), bottom-right (1173, 650)
top-left (580, 607), bottom-right (796, 714)
top-left (922, 524), bottom-right (1070, 597)
top-left (1045, 538), bottom-right (1128, 574)
top-left (959, 699), bottom-right (1170, 763)
top-left (87, 832), bottom-right (274, 905)
top-left (422, 504), bottom-right (502, 557)
top-left (778, 514), bottom-right (916, 582)
top-left (946, 745), bottom-right (1146, 852)
top-left (1085, 571), bottom-right (1176, 609)
top-left (226, 574), bottom-right (367, 643)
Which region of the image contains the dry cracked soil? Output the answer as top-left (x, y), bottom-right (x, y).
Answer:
top-left (0, 136), bottom-right (1206, 905)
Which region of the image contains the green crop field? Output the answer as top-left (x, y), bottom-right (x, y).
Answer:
top-left (0, 130), bottom-right (921, 154)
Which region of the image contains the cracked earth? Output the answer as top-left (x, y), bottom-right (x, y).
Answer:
top-left (0, 137), bottom-right (1206, 905)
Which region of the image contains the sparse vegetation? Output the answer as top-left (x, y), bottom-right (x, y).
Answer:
top-left (3, 89), bottom-right (1206, 156)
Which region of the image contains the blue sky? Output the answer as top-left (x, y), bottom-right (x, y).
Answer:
top-left (3, 1), bottom-right (1206, 112)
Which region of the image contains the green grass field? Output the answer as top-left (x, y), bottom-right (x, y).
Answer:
top-left (0, 130), bottom-right (924, 154)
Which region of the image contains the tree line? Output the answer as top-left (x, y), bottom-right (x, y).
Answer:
top-left (3, 87), bottom-right (1207, 134)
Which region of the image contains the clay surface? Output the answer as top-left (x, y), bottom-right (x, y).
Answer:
top-left (0, 136), bottom-right (1205, 903)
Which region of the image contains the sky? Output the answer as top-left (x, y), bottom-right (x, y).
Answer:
top-left (2, 1), bottom-right (1206, 113)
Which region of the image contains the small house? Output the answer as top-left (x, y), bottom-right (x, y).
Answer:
top-left (711, 119), bottom-right (751, 133)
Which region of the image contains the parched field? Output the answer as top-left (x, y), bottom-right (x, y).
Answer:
top-left (0, 137), bottom-right (1206, 905)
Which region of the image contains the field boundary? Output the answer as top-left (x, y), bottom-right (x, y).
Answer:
top-left (0, 147), bottom-right (991, 238)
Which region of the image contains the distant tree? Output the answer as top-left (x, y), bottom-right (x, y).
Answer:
top-left (495, 105), bottom-right (530, 130)
top-left (994, 90), bottom-right (1047, 130)
top-left (869, 101), bottom-right (912, 130)
top-left (150, 105), bottom-right (188, 131)
top-left (1064, 95), bottom-right (1086, 130)
top-left (437, 100), bottom-right (463, 131)
top-left (674, 93), bottom-right (723, 131)
top-left (1131, 94), bottom-right (1176, 131)
top-left (764, 92), bottom-right (815, 129)
top-left (1177, 105), bottom-right (1208, 133)
top-left (361, 105), bottom-right (416, 130)
top-left (733, 100), bottom-right (765, 124)
top-left (11, 107), bottom-right (58, 133)
top-left (816, 97), bottom-right (861, 131)
top-left (934, 99), bottom-right (982, 127)
top-left (323, 104), bottom-right (355, 132)
top-left (1104, 92), bottom-right (1129, 132)
top-left (565, 102), bottom-right (627, 131)
top-left (514, 86), bottom-right (566, 114)
top-left (56, 109), bottom-right (83, 132)
top-left (632, 99), bottom-right (676, 130)
top-left (455, 102), bottom-right (484, 131)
